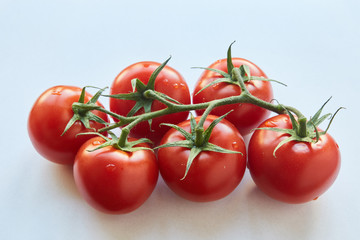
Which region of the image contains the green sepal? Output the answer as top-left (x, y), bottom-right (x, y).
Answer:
top-left (254, 97), bottom-right (343, 157)
top-left (155, 140), bottom-right (193, 149)
top-left (192, 67), bottom-right (230, 78)
top-left (272, 136), bottom-right (299, 156)
top-left (285, 107), bottom-right (300, 133)
top-left (77, 131), bottom-right (153, 153)
top-left (126, 100), bottom-right (145, 117)
top-left (103, 57), bottom-right (172, 130)
top-left (194, 42), bottom-right (286, 96)
top-left (61, 86), bottom-right (109, 136)
top-left (244, 76), bottom-right (287, 86)
top-left (131, 78), bottom-right (147, 92)
top-left (102, 92), bottom-right (141, 101)
top-left (203, 110), bottom-right (233, 143)
top-left (308, 97), bottom-right (332, 127)
top-left (120, 137), bottom-right (154, 152)
top-left (194, 77), bottom-right (233, 95)
top-left (202, 142), bottom-right (243, 155)
top-left (238, 64), bottom-right (250, 80)
top-left (154, 91), bottom-right (182, 104)
top-left (181, 147), bottom-right (202, 180)
top-left (324, 106), bottom-right (345, 133)
top-left (189, 113), bottom-right (197, 136)
top-left (142, 100), bottom-right (153, 129)
top-left (76, 131), bottom-right (114, 152)
top-left (159, 123), bottom-right (193, 141)
top-left (147, 56), bottom-right (171, 90)
top-left (155, 111), bottom-right (243, 180)
top-left (226, 41), bottom-right (236, 75)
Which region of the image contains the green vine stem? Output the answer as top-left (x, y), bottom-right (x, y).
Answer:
top-left (88, 66), bottom-right (309, 145)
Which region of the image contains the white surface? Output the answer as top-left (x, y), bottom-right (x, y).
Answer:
top-left (1, 0), bottom-right (359, 239)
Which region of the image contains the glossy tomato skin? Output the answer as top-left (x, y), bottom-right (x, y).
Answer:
top-left (28, 86), bottom-right (109, 165)
top-left (74, 137), bottom-right (158, 214)
top-left (247, 114), bottom-right (341, 204)
top-left (158, 115), bottom-right (247, 202)
top-left (193, 58), bottom-right (273, 136)
top-left (110, 61), bottom-right (191, 144)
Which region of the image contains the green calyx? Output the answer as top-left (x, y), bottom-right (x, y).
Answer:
top-left (256, 97), bottom-right (344, 157)
top-left (104, 56), bottom-right (180, 129)
top-left (194, 42), bottom-right (286, 95)
top-left (78, 131), bottom-right (153, 153)
top-left (61, 86), bottom-right (109, 136)
top-left (155, 112), bottom-right (243, 180)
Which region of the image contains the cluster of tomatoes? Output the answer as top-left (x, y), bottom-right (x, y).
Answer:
top-left (28, 54), bottom-right (341, 214)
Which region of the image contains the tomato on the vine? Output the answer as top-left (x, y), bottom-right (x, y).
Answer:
top-left (109, 61), bottom-right (191, 144)
top-left (73, 137), bottom-right (158, 214)
top-left (157, 115), bottom-right (247, 202)
top-left (193, 58), bottom-right (273, 136)
top-left (28, 86), bottom-right (109, 165)
top-left (247, 114), bottom-right (341, 204)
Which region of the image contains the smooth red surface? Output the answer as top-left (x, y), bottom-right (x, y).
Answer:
top-left (28, 86), bottom-right (109, 165)
top-left (248, 114), bottom-right (341, 204)
top-left (109, 61), bottom-right (191, 144)
top-left (74, 137), bottom-right (159, 214)
top-left (193, 58), bottom-right (273, 136)
top-left (158, 115), bottom-right (247, 202)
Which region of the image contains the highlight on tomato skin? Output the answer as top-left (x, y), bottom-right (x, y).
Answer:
top-left (157, 115), bottom-right (247, 202)
top-left (27, 85), bottom-right (109, 165)
top-left (192, 58), bottom-right (273, 136)
top-left (73, 137), bottom-right (159, 214)
top-left (247, 114), bottom-right (341, 204)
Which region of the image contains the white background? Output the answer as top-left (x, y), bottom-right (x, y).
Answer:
top-left (1, 0), bottom-right (359, 239)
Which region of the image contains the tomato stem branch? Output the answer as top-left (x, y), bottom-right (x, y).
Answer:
top-left (95, 67), bottom-right (307, 139)
top-left (297, 117), bottom-right (308, 138)
top-left (232, 67), bottom-right (250, 94)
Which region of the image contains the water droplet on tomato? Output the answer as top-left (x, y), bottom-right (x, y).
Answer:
top-left (212, 83), bottom-right (220, 90)
top-left (180, 83), bottom-right (186, 89)
top-left (163, 79), bottom-right (169, 85)
top-left (51, 89), bottom-right (62, 95)
top-left (92, 140), bottom-right (102, 145)
top-left (232, 141), bottom-right (239, 149)
top-left (313, 196), bottom-right (319, 201)
top-left (265, 121), bottom-right (277, 127)
top-left (173, 83), bottom-right (179, 89)
top-left (106, 163), bottom-right (117, 172)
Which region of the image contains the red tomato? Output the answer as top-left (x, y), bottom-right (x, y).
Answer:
top-left (193, 58), bottom-right (273, 136)
top-left (247, 114), bottom-right (341, 204)
top-left (109, 61), bottom-right (191, 144)
top-left (157, 115), bottom-right (247, 202)
top-left (73, 137), bottom-right (158, 214)
top-left (28, 86), bottom-right (109, 165)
